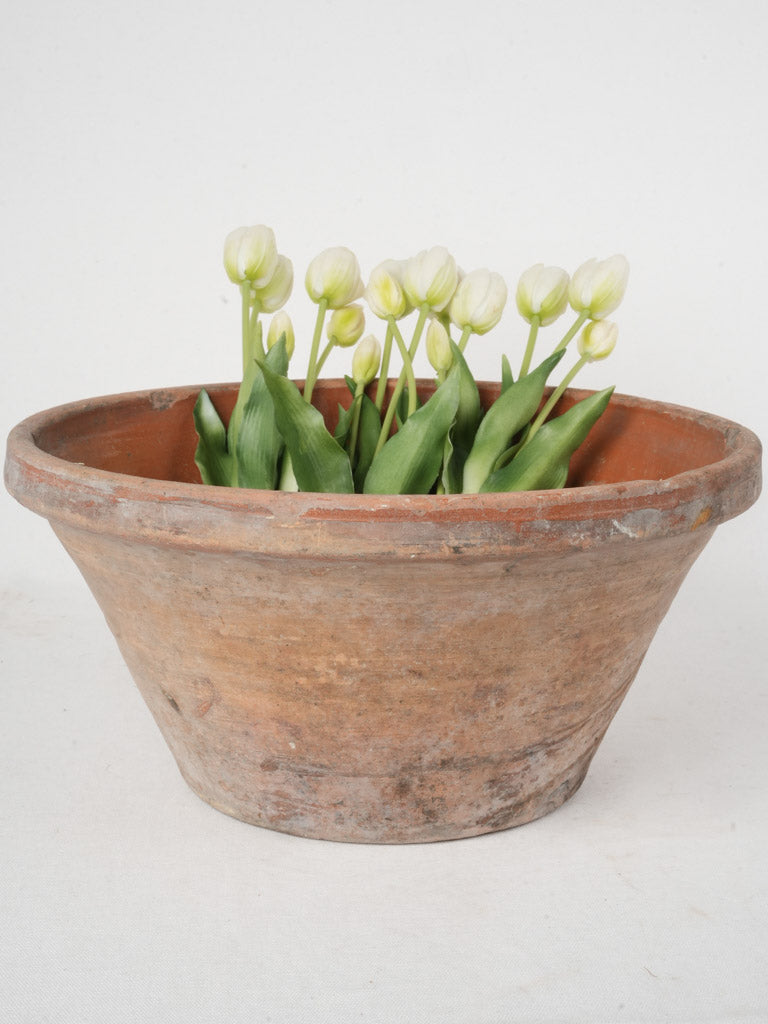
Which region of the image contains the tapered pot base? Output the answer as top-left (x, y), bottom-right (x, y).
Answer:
top-left (178, 752), bottom-right (594, 844)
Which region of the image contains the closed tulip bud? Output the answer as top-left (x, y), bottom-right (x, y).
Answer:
top-left (425, 319), bottom-right (453, 374)
top-left (365, 260), bottom-right (408, 320)
top-left (266, 311), bottom-right (295, 359)
top-left (515, 264), bottom-right (570, 326)
top-left (351, 335), bottom-right (382, 387)
top-left (223, 225), bottom-right (279, 288)
top-left (449, 269), bottom-right (508, 335)
top-left (305, 246), bottom-right (364, 308)
top-left (569, 255), bottom-right (630, 320)
top-left (327, 304), bottom-right (365, 348)
top-left (403, 246), bottom-right (459, 312)
top-left (252, 254), bottom-right (293, 312)
top-left (577, 319), bottom-right (618, 361)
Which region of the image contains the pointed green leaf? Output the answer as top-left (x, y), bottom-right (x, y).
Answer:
top-left (334, 387), bottom-right (382, 491)
top-left (364, 365), bottom-right (461, 495)
top-left (334, 399), bottom-right (355, 448)
top-left (193, 389), bottom-right (234, 486)
top-left (501, 354), bottom-right (514, 393)
top-left (233, 337), bottom-right (289, 490)
top-left (462, 350), bottom-right (564, 493)
top-left (442, 342), bottom-right (482, 494)
top-left (260, 363), bottom-right (354, 493)
top-left (480, 386), bottom-right (614, 493)
top-left (333, 377), bottom-right (358, 448)
top-left (353, 393), bottom-right (382, 492)
top-left (227, 359), bottom-right (259, 460)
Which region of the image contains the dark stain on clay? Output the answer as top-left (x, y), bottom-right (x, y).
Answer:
top-left (162, 689), bottom-right (181, 714)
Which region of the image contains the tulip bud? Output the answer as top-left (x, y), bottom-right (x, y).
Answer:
top-left (266, 311), bottom-right (295, 359)
top-left (365, 260), bottom-right (408, 320)
top-left (425, 319), bottom-right (453, 374)
top-left (327, 304), bottom-right (365, 348)
top-left (351, 335), bottom-right (382, 387)
top-left (449, 269), bottom-right (508, 335)
top-left (223, 225), bottom-right (279, 288)
top-left (569, 255), bottom-right (630, 320)
top-left (403, 246), bottom-right (459, 312)
top-left (577, 319), bottom-right (618, 361)
top-left (305, 246), bottom-right (364, 309)
top-left (252, 255), bottom-right (293, 313)
top-left (515, 264), bottom-right (570, 326)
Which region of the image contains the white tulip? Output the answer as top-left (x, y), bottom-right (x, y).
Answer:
top-left (516, 264), bottom-right (570, 326)
top-left (305, 246), bottom-right (364, 308)
top-left (577, 319), bottom-right (618, 361)
top-left (223, 225), bottom-right (279, 288)
top-left (569, 255), bottom-right (630, 320)
top-left (449, 269), bottom-right (508, 335)
top-left (403, 246), bottom-right (459, 312)
top-left (252, 254), bottom-right (293, 312)
top-left (425, 319), bottom-right (453, 374)
top-left (365, 260), bottom-right (408, 320)
top-left (351, 335), bottom-right (382, 387)
top-left (266, 311), bottom-right (295, 359)
top-left (327, 304), bottom-right (366, 348)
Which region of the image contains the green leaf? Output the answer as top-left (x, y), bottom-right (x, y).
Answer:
top-left (334, 400), bottom-right (354, 448)
top-left (278, 450), bottom-right (299, 491)
top-left (334, 386), bottom-right (382, 491)
top-left (233, 337), bottom-right (289, 490)
top-left (333, 378), bottom-right (358, 448)
top-left (480, 386), bottom-right (614, 493)
top-left (353, 393), bottom-right (381, 492)
top-left (501, 354), bottom-right (514, 393)
top-left (227, 359), bottom-right (259, 462)
top-left (193, 389), bottom-right (234, 486)
top-left (259, 363), bottom-right (354, 493)
top-left (462, 350), bottom-right (564, 493)
top-left (395, 385), bottom-right (420, 429)
top-left (441, 342), bottom-right (482, 494)
top-left (364, 365), bottom-right (461, 494)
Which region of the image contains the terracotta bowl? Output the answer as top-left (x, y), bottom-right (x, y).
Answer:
top-left (4, 381), bottom-right (762, 843)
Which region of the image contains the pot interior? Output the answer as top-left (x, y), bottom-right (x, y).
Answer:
top-left (30, 380), bottom-right (733, 489)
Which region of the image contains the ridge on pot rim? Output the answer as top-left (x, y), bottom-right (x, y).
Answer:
top-left (4, 380), bottom-right (762, 559)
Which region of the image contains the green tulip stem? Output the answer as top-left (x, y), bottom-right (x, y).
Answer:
top-left (303, 298), bottom-right (329, 403)
top-left (374, 323), bottom-right (394, 411)
top-left (518, 316), bottom-right (540, 378)
top-left (524, 355), bottom-right (588, 445)
top-left (410, 303), bottom-right (430, 357)
top-left (240, 284), bottom-right (252, 374)
top-left (348, 383), bottom-right (365, 463)
top-left (553, 311), bottom-right (589, 354)
top-left (374, 317), bottom-right (418, 457)
top-left (458, 325), bottom-right (473, 353)
top-left (397, 321), bottom-right (419, 417)
top-left (314, 338), bottom-right (336, 378)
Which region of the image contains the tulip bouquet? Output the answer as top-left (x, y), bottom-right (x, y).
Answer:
top-left (193, 225), bottom-right (629, 495)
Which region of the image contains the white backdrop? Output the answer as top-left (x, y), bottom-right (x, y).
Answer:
top-left (2, 2), bottom-right (766, 1022)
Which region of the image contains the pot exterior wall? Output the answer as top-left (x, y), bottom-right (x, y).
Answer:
top-left (53, 519), bottom-right (712, 843)
top-left (6, 382), bottom-right (761, 842)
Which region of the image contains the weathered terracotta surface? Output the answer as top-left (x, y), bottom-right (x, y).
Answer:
top-left (4, 381), bottom-right (762, 842)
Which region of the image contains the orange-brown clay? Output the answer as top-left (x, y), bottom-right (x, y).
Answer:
top-left (4, 382), bottom-right (762, 842)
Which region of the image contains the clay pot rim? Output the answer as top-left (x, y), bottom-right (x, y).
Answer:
top-left (5, 380), bottom-right (762, 558)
